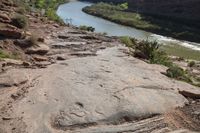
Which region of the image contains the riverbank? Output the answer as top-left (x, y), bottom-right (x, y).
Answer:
top-left (82, 2), bottom-right (200, 43)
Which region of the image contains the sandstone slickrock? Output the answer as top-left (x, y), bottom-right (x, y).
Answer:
top-left (0, 69), bottom-right (28, 87)
top-left (11, 46), bottom-right (200, 132)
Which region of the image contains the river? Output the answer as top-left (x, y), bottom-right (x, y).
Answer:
top-left (57, 1), bottom-right (200, 50)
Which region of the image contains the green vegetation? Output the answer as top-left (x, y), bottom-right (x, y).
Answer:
top-left (15, 0), bottom-right (67, 23)
top-left (119, 2), bottom-right (128, 10)
top-left (133, 40), bottom-right (172, 67)
top-left (0, 50), bottom-right (19, 59)
top-left (79, 25), bottom-right (95, 32)
top-left (120, 36), bottom-right (136, 47)
top-left (161, 44), bottom-right (200, 61)
top-left (83, 2), bottom-right (200, 43)
top-left (188, 61), bottom-right (196, 67)
top-left (33, 0), bottom-right (67, 23)
top-left (0, 50), bottom-right (11, 59)
top-left (121, 38), bottom-right (173, 67)
top-left (11, 14), bottom-right (28, 29)
top-left (166, 65), bottom-right (192, 83)
top-left (83, 3), bottom-right (158, 30)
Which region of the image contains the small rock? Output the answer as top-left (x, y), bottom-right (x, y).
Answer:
top-left (11, 93), bottom-right (20, 100)
top-left (57, 55), bottom-right (66, 61)
top-left (58, 35), bottom-right (69, 39)
top-left (23, 61), bottom-right (31, 67)
top-left (33, 56), bottom-right (48, 62)
top-left (25, 32), bottom-right (32, 36)
top-left (53, 24), bottom-right (59, 28)
top-left (38, 37), bottom-right (45, 42)
top-left (2, 117), bottom-right (12, 120)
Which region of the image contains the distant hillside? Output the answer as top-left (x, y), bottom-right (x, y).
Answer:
top-left (80, 0), bottom-right (126, 4)
top-left (127, 0), bottom-right (200, 27)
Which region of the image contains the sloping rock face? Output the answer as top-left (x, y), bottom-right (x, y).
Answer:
top-left (128, 0), bottom-right (200, 26)
top-left (12, 46), bottom-right (200, 133)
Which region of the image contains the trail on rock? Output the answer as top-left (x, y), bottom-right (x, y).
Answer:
top-left (0, 27), bottom-right (198, 133)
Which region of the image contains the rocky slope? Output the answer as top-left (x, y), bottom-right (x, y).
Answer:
top-left (0, 0), bottom-right (200, 133)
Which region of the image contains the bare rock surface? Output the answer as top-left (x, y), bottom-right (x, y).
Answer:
top-left (12, 46), bottom-right (200, 133)
top-left (0, 68), bottom-right (29, 88)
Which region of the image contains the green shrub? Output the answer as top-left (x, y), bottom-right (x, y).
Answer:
top-left (45, 8), bottom-right (63, 23)
top-left (166, 65), bottom-right (192, 82)
top-left (134, 40), bottom-right (172, 67)
top-left (166, 66), bottom-right (185, 78)
top-left (151, 51), bottom-right (173, 67)
top-left (134, 40), bottom-right (159, 59)
top-left (79, 25), bottom-right (95, 32)
top-left (12, 14), bottom-right (28, 29)
top-left (120, 36), bottom-right (136, 47)
top-left (188, 61), bottom-right (196, 67)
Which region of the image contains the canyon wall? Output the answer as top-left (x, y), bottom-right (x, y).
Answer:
top-left (128, 0), bottom-right (200, 26)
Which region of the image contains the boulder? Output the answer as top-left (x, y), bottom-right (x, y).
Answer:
top-left (56, 55), bottom-right (66, 60)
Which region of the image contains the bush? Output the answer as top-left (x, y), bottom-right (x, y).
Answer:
top-left (188, 61), bottom-right (196, 67)
top-left (151, 51), bottom-right (173, 67)
top-left (79, 25), bottom-right (95, 32)
top-left (120, 36), bottom-right (136, 47)
top-left (12, 14), bottom-right (28, 29)
top-left (45, 8), bottom-right (63, 23)
top-left (166, 66), bottom-right (185, 78)
top-left (134, 40), bottom-right (159, 59)
top-left (134, 40), bottom-right (172, 67)
top-left (166, 65), bottom-right (192, 82)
